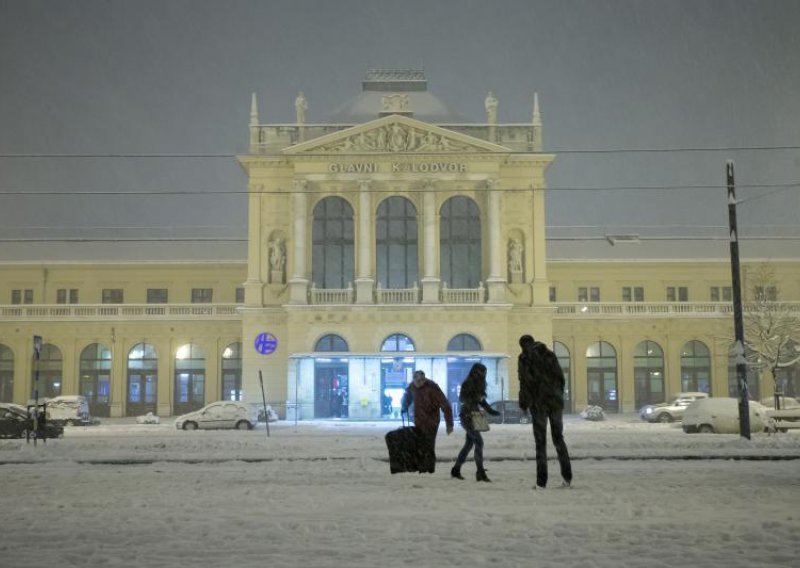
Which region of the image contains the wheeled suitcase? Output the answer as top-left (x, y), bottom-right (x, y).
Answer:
top-left (385, 420), bottom-right (420, 474)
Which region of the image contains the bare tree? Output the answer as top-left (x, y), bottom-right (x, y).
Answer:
top-left (743, 264), bottom-right (800, 408)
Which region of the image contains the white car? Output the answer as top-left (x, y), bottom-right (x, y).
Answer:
top-left (639, 392), bottom-right (709, 423)
top-left (174, 401), bottom-right (259, 431)
top-left (682, 397), bottom-right (775, 434)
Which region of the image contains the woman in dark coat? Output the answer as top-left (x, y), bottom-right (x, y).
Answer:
top-left (451, 363), bottom-right (500, 482)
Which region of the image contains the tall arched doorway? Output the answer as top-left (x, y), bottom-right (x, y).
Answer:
top-left (634, 340), bottom-right (665, 409)
top-left (446, 333), bottom-right (482, 416)
top-left (586, 341), bottom-right (618, 412)
top-left (380, 334), bottom-right (415, 419)
top-left (681, 340), bottom-right (711, 394)
top-left (174, 344), bottom-right (205, 415)
top-left (314, 334), bottom-right (349, 418)
top-left (0, 344), bottom-right (13, 402)
top-left (31, 343), bottom-right (62, 399)
top-left (221, 342), bottom-right (243, 401)
top-left (79, 343), bottom-right (111, 417)
top-left (127, 343), bottom-right (157, 416)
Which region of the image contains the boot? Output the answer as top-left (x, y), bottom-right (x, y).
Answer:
top-left (476, 469), bottom-right (491, 483)
top-left (451, 465), bottom-right (464, 480)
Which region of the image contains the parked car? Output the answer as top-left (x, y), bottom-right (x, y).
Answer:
top-left (639, 392), bottom-right (710, 423)
top-left (486, 400), bottom-right (529, 424)
top-left (174, 401), bottom-right (260, 430)
top-left (759, 396), bottom-right (800, 410)
top-left (682, 397), bottom-right (775, 434)
top-left (0, 402), bottom-right (64, 439)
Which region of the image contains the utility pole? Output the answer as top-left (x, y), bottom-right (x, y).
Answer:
top-left (727, 161), bottom-right (750, 439)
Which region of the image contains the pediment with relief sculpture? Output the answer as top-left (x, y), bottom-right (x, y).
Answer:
top-left (283, 114), bottom-right (509, 155)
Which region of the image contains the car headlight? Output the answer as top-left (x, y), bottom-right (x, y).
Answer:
top-left (644, 407), bottom-right (653, 414)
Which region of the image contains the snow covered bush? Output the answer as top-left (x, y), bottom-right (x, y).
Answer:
top-left (580, 405), bottom-right (606, 421)
top-left (135, 412), bottom-right (160, 425)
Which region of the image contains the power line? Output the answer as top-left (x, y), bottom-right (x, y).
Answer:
top-left (1, 144), bottom-right (800, 158)
top-left (1, 182), bottom-right (799, 195)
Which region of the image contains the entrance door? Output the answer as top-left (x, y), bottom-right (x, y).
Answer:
top-left (80, 373), bottom-right (111, 417)
top-left (174, 372), bottom-right (205, 416)
top-left (634, 368), bottom-right (664, 409)
top-left (127, 373), bottom-right (157, 416)
top-left (314, 364), bottom-right (349, 418)
top-left (587, 370), bottom-right (619, 413)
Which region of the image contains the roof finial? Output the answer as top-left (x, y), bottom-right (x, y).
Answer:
top-left (250, 92), bottom-right (259, 125)
top-left (532, 92), bottom-right (541, 126)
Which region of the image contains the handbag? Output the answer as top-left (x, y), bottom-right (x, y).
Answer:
top-left (470, 411), bottom-right (490, 432)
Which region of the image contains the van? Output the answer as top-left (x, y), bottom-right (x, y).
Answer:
top-left (29, 395), bottom-right (92, 426)
top-left (682, 397), bottom-right (774, 434)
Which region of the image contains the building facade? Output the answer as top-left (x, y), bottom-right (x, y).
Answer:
top-left (1, 70), bottom-right (798, 418)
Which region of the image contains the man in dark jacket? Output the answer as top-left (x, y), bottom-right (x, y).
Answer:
top-left (401, 370), bottom-right (454, 473)
top-left (518, 334), bottom-right (573, 489)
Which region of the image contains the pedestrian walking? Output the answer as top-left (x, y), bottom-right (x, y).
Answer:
top-left (401, 370), bottom-right (454, 473)
top-left (518, 334), bottom-right (573, 489)
top-left (451, 363), bottom-right (501, 482)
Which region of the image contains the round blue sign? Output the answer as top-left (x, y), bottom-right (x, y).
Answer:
top-left (254, 332), bottom-right (278, 355)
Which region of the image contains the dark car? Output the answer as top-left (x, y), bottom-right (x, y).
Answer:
top-left (487, 400), bottom-right (530, 424)
top-left (0, 403), bottom-right (64, 439)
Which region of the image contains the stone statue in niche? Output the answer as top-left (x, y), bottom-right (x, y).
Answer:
top-left (508, 238), bottom-right (523, 282)
top-left (269, 237), bottom-right (286, 283)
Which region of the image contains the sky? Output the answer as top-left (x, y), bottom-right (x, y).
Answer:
top-left (0, 0), bottom-right (798, 257)
top-left (1, 415), bottom-right (799, 567)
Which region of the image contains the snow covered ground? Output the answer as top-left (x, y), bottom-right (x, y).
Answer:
top-left (1, 414), bottom-right (799, 568)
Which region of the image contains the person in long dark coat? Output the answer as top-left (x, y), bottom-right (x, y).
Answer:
top-left (451, 363), bottom-right (501, 482)
top-left (518, 334), bottom-right (573, 489)
top-left (401, 370), bottom-right (454, 473)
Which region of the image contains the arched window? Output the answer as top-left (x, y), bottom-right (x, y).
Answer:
top-left (447, 334), bottom-right (482, 351)
top-left (681, 340), bottom-right (711, 394)
top-left (175, 344), bottom-right (206, 414)
top-left (634, 340), bottom-right (665, 409)
top-left (127, 343), bottom-right (157, 416)
top-left (79, 343), bottom-right (112, 417)
top-left (554, 342), bottom-right (572, 412)
top-left (315, 334), bottom-right (349, 352)
top-left (586, 341), bottom-right (618, 412)
top-left (440, 196), bottom-right (481, 288)
top-left (221, 342), bottom-right (243, 401)
top-left (381, 334), bottom-right (416, 352)
top-left (312, 196), bottom-right (354, 289)
top-left (0, 344), bottom-right (14, 402)
top-left (380, 334), bottom-right (416, 419)
top-left (376, 196), bottom-right (418, 289)
top-left (31, 343), bottom-right (62, 398)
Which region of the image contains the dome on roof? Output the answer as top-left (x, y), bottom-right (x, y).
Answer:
top-left (325, 68), bottom-right (465, 123)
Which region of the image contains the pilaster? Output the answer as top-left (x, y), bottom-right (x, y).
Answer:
top-left (421, 182), bottom-right (440, 303)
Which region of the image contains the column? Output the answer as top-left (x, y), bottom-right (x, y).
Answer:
top-left (420, 182), bottom-right (440, 303)
top-left (486, 179), bottom-right (506, 303)
top-left (243, 185), bottom-right (263, 305)
top-left (289, 179), bottom-right (309, 304)
top-left (355, 180), bottom-right (374, 304)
